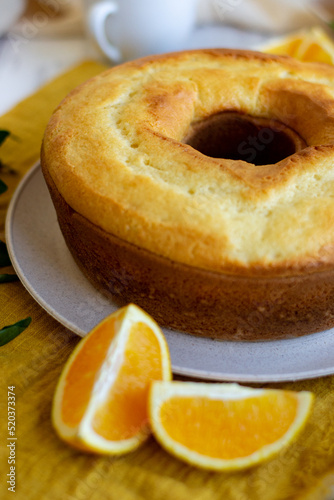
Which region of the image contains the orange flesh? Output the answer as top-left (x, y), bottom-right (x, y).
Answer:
top-left (92, 322), bottom-right (163, 440)
top-left (302, 43), bottom-right (333, 64)
top-left (160, 393), bottom-right (298, 459)
top-left (266, 39), bottom-right (302, 56)
top-left (61, 317), bottom-right (117, 428)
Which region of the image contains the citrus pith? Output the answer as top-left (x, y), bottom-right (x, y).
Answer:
top-left (52, 304), bottom-right (171, 454)
top-left (149, 381), bottom-right (313, 471)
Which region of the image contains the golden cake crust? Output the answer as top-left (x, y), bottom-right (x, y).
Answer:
top-left (42, 49), bottom-right (334, 276)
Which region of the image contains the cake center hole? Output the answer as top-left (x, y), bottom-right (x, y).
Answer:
top-left (183, 112), bottom-right (306, 165)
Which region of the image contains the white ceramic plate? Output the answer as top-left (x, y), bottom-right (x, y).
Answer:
top-left (6, 163), bottom-right (334, 382)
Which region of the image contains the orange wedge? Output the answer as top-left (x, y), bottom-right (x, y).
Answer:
top-left (149, 381), bottom-right (313, 471)
top-left (52, 304), bottom-right (171, 454)
top-left (262, 27), bottom-right (334, 65)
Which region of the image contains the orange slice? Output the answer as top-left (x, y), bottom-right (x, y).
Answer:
top-left (52, 304), bottom-right (171, 454)
top-left (149, 381), bottom-right (313, 471)
top-left (261, 27), bottom-right (334, 65)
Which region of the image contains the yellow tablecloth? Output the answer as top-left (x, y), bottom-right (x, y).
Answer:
top-left (1, 61), bottom-right (334, 500)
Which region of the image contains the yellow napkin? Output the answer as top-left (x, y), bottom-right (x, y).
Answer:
top-left (1, 61), bottom-right (334, 500)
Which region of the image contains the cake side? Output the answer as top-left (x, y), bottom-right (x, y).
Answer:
top-left (42, 161), bottom-right (334, 340)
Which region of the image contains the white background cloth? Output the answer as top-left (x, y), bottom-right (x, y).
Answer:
top-left (197, 0), bottom-right (325, 33)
